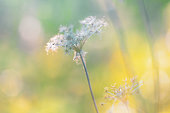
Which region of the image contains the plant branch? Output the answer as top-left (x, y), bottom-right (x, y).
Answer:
top-left (80, 52), bottom-right (99, 113)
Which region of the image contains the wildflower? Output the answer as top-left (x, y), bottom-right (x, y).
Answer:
top-left (45, 16), bottom-right (107, 113)
top-left (45, 16), bottom-right (107, 62)
top-left (104, 76), bottom-right (143, 104)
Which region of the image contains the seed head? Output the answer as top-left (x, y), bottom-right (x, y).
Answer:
top-left (45, 16), bottom-right (107, 62)
top-left (104, 76), bottom-right (143, 104)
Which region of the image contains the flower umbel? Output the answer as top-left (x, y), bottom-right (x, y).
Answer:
top-left (45, 16), bottom-right (107, 62)
top-left (104, 76), bottom-right (143, 104)
top-left (45, 16), bottom-right (107, 113)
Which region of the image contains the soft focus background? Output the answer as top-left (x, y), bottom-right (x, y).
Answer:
top-left (0, 0), bottom-right (170, 113)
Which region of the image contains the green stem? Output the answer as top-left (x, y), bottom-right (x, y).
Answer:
top-left (80, 52), bottom-right (99, 113)
top-left (104, 0), bottom-right (135, 77)
top-left (137, 0), bottom-right (160, 112)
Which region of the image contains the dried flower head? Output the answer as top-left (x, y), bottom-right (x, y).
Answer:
top-left (104, 76), bottom-right (143, 104)
top-left (45, 16), bottom-right (107, 62)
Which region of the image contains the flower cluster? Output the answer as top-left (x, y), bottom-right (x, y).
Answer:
top-left (104, 76), bottom-right (143, 104)
top-left (45, 34), bottom-right (64, 54)
top-left (45, 16), bottom-right (107, 62)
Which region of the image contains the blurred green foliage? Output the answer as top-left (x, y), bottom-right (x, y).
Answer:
top-left (0, 0), bottom-right (170, 113)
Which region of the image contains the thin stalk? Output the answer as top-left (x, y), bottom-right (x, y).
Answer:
top-left (137, 0), bottom-right (160, 112)
top-left (80, 53), bottom-right (99, 113)
top-left (104, 0), bottom-right (136, 77)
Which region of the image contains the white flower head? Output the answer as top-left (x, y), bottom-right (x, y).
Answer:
top-left (79, 16), bottom-right (107, 38)
top-left (45, 34), bottom-right (64, 54)
top-left (104, 76), bottom-right (143, 104)
top-left (45, 16), bottom-right (107, 63)
top-left (59, 25), bottom-right (68, 33)
top-left (80, 16), bottom-right (97, 25)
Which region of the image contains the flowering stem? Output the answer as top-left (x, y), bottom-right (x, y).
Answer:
top-left (80, 52), bottom-right (99, 113)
